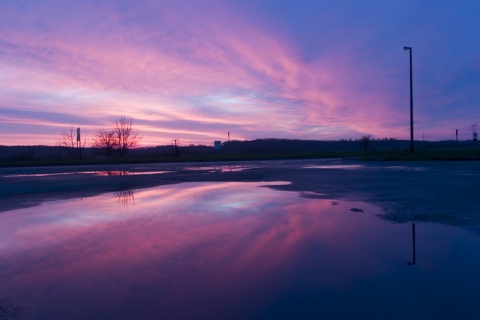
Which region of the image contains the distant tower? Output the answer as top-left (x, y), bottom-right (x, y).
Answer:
top-left (228, 131), bottom-right (231, 155)
top-left (471, 124), bottom-right (478, 141)
top-left (171, 139), bottom-right (181, 158)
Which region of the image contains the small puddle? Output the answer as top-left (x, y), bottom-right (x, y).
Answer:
top-left (4, 172), bottom-right (85, 177)
top-left (304, 164), bottom-right (364, 170)
top-left (4, 171), bottom-right (168, 177)
top-left (183, 165), bottom-right (256, 172)
top-left (0, 182), bottom-right (478, 319)
top-left (386, 166), bottom-right (427, 172)
top-left (95, 171), bottom-right (169, 176)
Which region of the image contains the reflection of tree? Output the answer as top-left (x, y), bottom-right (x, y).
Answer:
top-left (97, 171), bottom-right (131, 176)
top-left (113, 190), bottom-right (135, 207)
top-left (407, 223), bottom-right (416, 265)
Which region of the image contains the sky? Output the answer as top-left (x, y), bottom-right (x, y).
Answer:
top-left (1, 0), bottom-right (479, 146)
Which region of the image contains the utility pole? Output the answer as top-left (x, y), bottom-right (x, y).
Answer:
top-left (76, 127), bottom-right (81, 160)
top-left (403, 46), bottom-right (414, 153)
top-left (456, 129), bottom-right (458, 150)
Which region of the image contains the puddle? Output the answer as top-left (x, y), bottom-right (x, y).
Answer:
top-left (386, 166), bottom-right (428, 172)
top-left (304, 164), bottom-right (364, 170)
top-left (304, 164), bottom-right (432, 172)
top-left (0, 182), bottom-right (479, 319)
top-left (4, 171), bottom-right (168, 178)
top-left (182, 165), bottom-right (256, 173)
top-left (4, 172), bottom-right (85, 177)
top-left (94, 170), bottom-right (169, 176)
top-left (300, 191), bottom-right (326, 199)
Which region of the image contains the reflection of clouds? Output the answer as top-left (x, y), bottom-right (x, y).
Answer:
top-left (0, 182), bottom-right (450, 319)
top-left (183, 165), bottom-right (256, 173)
top-left (97, 171), bottom-right (131, 176)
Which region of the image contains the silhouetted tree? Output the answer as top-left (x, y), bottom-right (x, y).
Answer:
top-left (360, 135), bottom-right (371, 151)
top-left (93, 129), bottom-right (116, 158)
top-left (112, 116), bottom-right (141, 157)
top-left (57, 126), bottom-right (87, 158)
top-left (57, 126), bottom-right (76, 157)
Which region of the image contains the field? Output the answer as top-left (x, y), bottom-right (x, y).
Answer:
top-left (2, 139), bottom-right (480, 167)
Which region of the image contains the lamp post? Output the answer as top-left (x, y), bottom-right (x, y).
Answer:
top-left (403, 46), bottom-right (414, 153)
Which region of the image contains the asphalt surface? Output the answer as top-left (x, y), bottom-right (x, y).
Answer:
top-left (1, 159), bottom-right (479, 234)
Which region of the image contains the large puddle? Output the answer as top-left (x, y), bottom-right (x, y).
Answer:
top-left (1, 182), bottom-right (479, 319)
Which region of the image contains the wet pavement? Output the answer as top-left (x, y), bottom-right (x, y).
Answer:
top-left (1, 180), bottom-right (480, 319)
top-left (2, 159), bottom-right (479, 231)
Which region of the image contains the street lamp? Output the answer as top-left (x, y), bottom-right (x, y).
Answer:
top-left (403, 46), bottom-right (414, 153)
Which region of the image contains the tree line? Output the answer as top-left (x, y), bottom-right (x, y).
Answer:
top-left (2, 137), bottom-right (479, 164)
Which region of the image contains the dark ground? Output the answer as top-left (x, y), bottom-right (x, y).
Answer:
top-left (1, 159), bottom-right (479, 235)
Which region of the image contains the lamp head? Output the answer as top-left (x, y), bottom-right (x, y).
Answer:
top-left (403, 46), bottom-right (411, 51)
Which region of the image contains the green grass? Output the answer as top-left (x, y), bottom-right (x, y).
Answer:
top-left (1, 148), bottom-right (480, 168)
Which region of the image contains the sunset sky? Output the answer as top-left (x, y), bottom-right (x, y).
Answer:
top-left (1, 0), bottom-right (479, 146)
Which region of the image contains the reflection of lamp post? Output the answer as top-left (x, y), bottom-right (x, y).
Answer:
top-left (407, 223), bottom-right (416, 265)
top-left (403, 46), bottom-right (414, 153)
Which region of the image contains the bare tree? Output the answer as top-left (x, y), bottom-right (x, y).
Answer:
top-left (93, 129), bottom-right (116, 158)
top-left (112, 116), bottom-right (141, 157)
top-left (93, 117), bottom-right (141, 158)
top-left (360, 135), bottom-right (371, 151)
top-left (57, 126), bottom-right (76, 157)
top-left (57, 126), bottom-right (86, 158)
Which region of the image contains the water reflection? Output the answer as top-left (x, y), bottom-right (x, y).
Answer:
top-left (97, 170), bottom-right (131, 176)
top-left (95, 171), bottom-right (169, 176)
top-left (4, 171), bottom-right (168, 178)
top-left (4, 172), bottom-right (83, 178)
top-left (112, 190), bottom-right (135, 207)
top-left (183, 165), bottom-right (255, 173)
top-left (0, 182), bottom-right (479, 319)
top-left (386, 166), bottom-right (427, 172)
top-left (407, 223), bottom-right (416, 265)
top-left (304, 164), bottom-right (364, 170)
